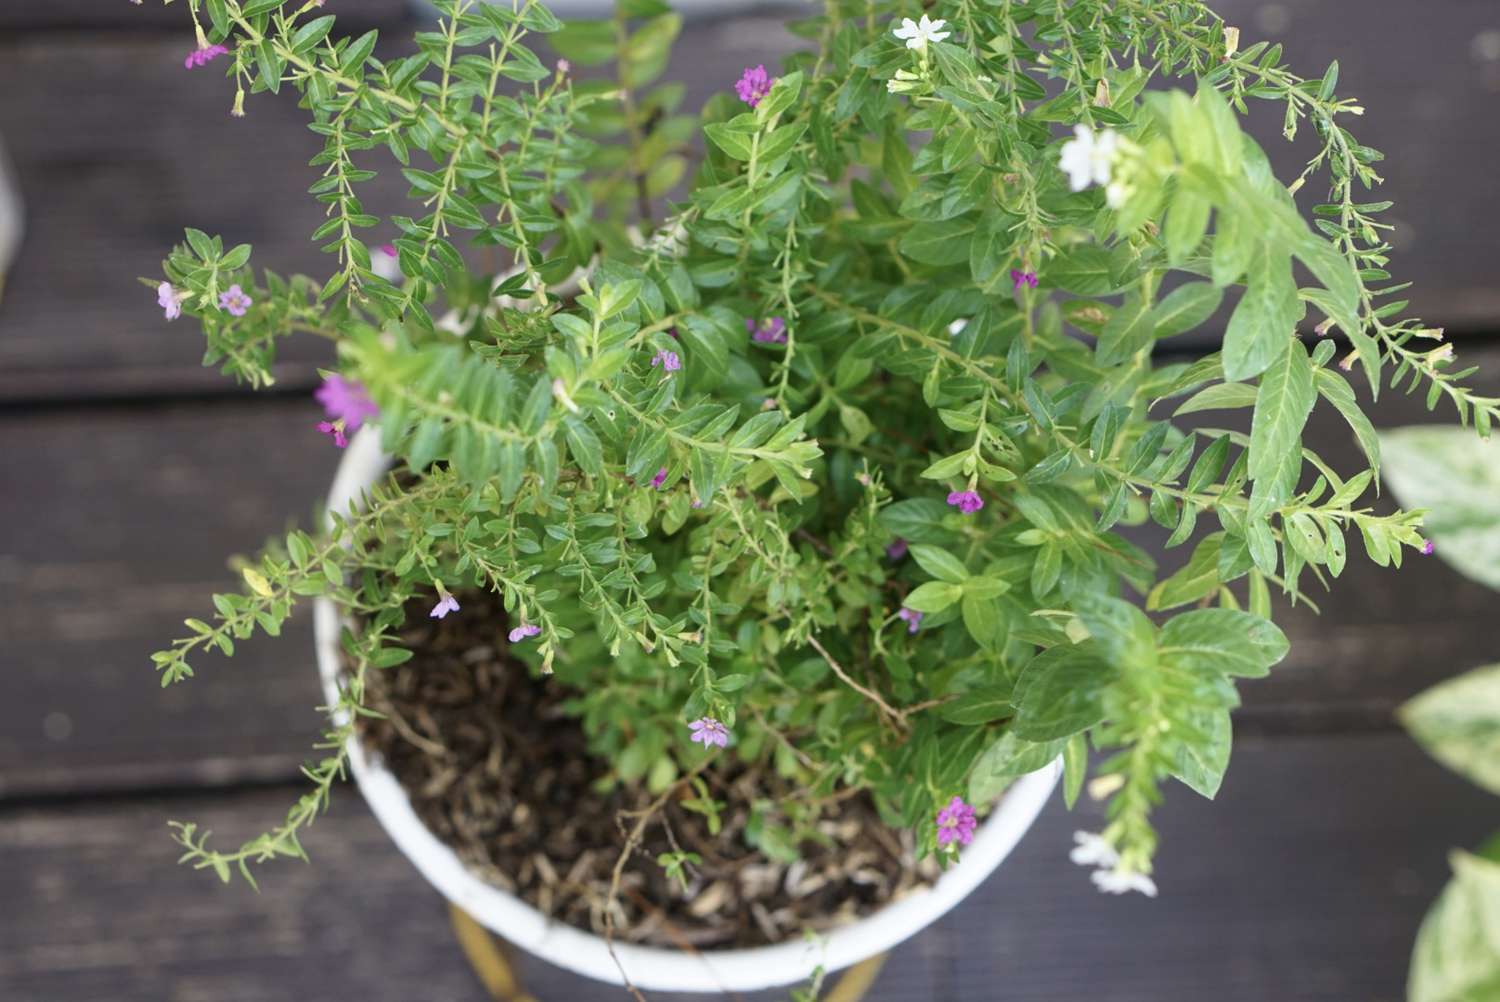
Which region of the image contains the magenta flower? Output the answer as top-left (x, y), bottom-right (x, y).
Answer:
top-left (157, 281), bottom-right (182, 321)
top-left (184, 43), bottom-right (230, 70)
top-left (651, 467), bottom-right (669, 489)
top-left (935, 796), bottom-right (978, 848)
top-left (315, 375), bottom-right (379, 432)
top-left (898, 607), bottom-right (923, 634)
top-left (947, 490), bottom-right (984, 514)
top-left (218, 284), bottom-right (252, 316)
top-left (430, 594), bottom-right (460, 619)
top-left (734, 65), bottom-right (773, 108)
top-left (886, 537), bottom-right (909, 561)
top-left (508, 622), bottom-right (541, 643)
top-left (1010, 269), bottom-right (1039, 291)
top-left (689, 717), bottom-right (730, 748)
top-left (379, 243), bottom-right (397, 258)
top-left (316, 421), bottom-right (348, 448)
top-left (747, 316), bottom-right (788, 344)
top-left (651, 348), bottom-right (682, 373)
top-left (1421, 538), bottom-right (1435, 556)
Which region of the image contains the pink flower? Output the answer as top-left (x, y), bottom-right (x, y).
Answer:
top-left (747, 316), bottom-right (788, 344)
top-left (508, 622), bottom-right (541, 643)
top-left (556, 58), bottom-right (571, 75)
top-left (430, 594), bottom-right (460, 619)
top-left (157, 281), bottom-right (182, 321)
top-left (316, 421), bottom-right (348, 448)
top-left (946, 490), bottom-right (984, 514)
top-left (1010, 269), bottom-right (1038, 291)
top-left (689, 717), bottom-right (730, 748)
top-left (218, 284), bottom-right (252, 316)
top-left (651, 467), bottom-right (669, 489)
top-left (734, 65), bottom-right (773, 108)
top-left (898, 607), bottom-right (923, 634)
top-left (935, 796), bottom-right (977, 848)
top-left (651, 348), bottom-right (682, 373)
top-left (379, 243), bottom-right (397, 257)
top-left (184, 44), bottom-right (229, 70)
top-left (1421, 538), bottom-right (1435, 555)
top-left (316, 375), bottom-right (378, 429)
top-left (886, 538), bottom-right (908, 561)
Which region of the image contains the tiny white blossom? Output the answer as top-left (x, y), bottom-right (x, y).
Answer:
top-left (893, 15), bottom-right (950, 50)
top-left (1069, 830), bottom-right (1119, 869)
top-left (1059, 124), bottom-right (1120, 192)
top-left (1105, 180), bottom-right (1131, 210)
top-left (887, 68), bottom-right (921, 94)
top-left (1091, 867), bottom-right (1159, 898)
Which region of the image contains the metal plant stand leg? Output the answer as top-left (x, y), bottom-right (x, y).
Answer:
top-left (448, 904), bottom-right (889, 1001)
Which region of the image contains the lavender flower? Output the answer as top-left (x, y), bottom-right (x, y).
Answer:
top-left (747, 316), bottom-right (788, 344)
top-left (935, 796), bottom-right (977, 848)
top-left (430, 594), bottom-right (460, 619)
top-left (316, 421), bottom-right (348, 448)
top-left (1010, 269), bottom-right (1039, 291)
top-left (734, 65), bottom-right (773, 108)
top-left (157, 281), bottom-right (182, 321)
top-left (886, 537), bottom-right (909, 561)
top-left (898, 607), bottom-right (923, 634)
top-left (218, 284), bottom-right (252, 316)
top-left (315, 375), bottom-right (379, 433)
top-left (508, 622), bottom-right (541, 643)
top-left (689, 717), bottom-right (730, 748)
top-left (651, 348), bottom-right (682, 373)
top-left (947, 490), bottom-right (984, 514)
top-left (184, 43), bottom-right (229, 70)
top-left (651, 467), bottom-right (669, 489)
top-left (1421, 538), bottom-right (1435, 556)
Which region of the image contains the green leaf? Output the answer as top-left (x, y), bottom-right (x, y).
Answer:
top-left (1152, 281), bottom-right (1223, 340)
top-left (1174, 381), bottom-right (1257, 417)
top-left (904, 581), bottom-right (963, 613)
top-left (1248, 338), bottom-right (1315, 503)
top-left (1071, 593), bottom-right (1156, 669)
top-left (1400, 662), bottom-right (1500, 794)
top-left (704, 122), bottom-right (755, 161)
top-left (290, 14), bottom-right (336, 54)
top-left (1381, 425), bottom-right (1500, 590)
top-left (1012, 643), bottom-right (1118, 740)
top-left (938, 687), bottom-right (1013, 725)
top-left (1313, 369), bottom-right (1380, 477)
top-left (1169, 707), bottom-right (1232, 799)
top-left (1223, 244), bottom-right (1300, 381)
top-left (899, 219), bottom-right (974, 267)
top-left (1408, 852), bottom-right (1500, 1002)
top-left (968, 732), bottom-right (1066, 803)
top-left (1158, 609), bottom-right (1289, 679)
top-left (1096, 292), bottom-right (1155, 365)
top-left (909, 544), bottom-right (968, 584)
top-left (1147, 533), bottom-right (1224, 610)
top-left (1047, 244), bottom-right (1125, 296)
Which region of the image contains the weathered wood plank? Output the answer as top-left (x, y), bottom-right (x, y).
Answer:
top-left (0, 734), bottom-right (1487, 1001)
top-left (2, 349), bottom-right (1498, 796)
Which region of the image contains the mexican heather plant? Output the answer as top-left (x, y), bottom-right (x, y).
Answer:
top-left (150, 0), bottom-right (1476, 901)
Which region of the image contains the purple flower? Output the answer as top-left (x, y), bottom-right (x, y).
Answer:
top-left (184, 43), bottom-right (229, 70)
top-left (218, 284), bottom-right (252, 316)
top-left (689, 717), bottom-right (730, 748)
top-left (508, 622), bottom-right (541, 643)
top-left (316, 421), bottom-right (348, 448)
top-left (747, 316), bottom-right (788, 344)
top-left (734, 65), bottom-right (773, 108)
top-left (947, 490), bottom-right (984, 514)
top-left (1010, 269), bottom-right (1038, 291)
top-left (1421, 538), bottom-right (1436, 556)
top-left (556, 58), bottom-right (571, 75)
top-left (430, 594), bottom-right (460, 619)
top-left (691, 497), bottom-right (704, 509)
top-left (651, 348), bottom-right (682, 373)
top-left (378, 243), bottom-right (397, 258)
top-left (651, 467), bottom-right (669, 489)
top-left (315, 375), bottom-right (379, 434)
top-left (157, 281), bottom-right (182, 321)
top-left (898, 607), bottom-right (923, 634)
top-left (886, 537), bottom-right (909, 561)
top-left (935, 796), bottom-right (978, 848)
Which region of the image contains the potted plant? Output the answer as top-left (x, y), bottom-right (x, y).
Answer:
top-left (146, 0), bottom-right (1476, 994)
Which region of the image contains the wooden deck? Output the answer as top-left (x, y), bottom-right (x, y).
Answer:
top-left (3, 3), bottom-right (1499, 999)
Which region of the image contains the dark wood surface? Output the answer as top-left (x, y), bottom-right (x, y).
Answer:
top-left (3, 4), bottom-right (1499, 1001)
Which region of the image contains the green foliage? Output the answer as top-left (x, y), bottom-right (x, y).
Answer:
top-left (149, 0), bottom-right (1470, 900)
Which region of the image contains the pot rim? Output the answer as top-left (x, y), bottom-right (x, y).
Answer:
top-left (314, 427), bottom-right (1060, 992)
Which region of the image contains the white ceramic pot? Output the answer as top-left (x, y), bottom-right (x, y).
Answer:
top-left (314, 427), bottom-right (1061, 993)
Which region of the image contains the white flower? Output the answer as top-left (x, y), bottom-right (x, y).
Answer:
top-left (1105, 180), bottom-right (1131, 210)
top-left (1058, 124), bottom-right (1120, 192)
top-left (893, 15), bottom-right (950, 50)
top-left (887, 68), bottom-right (921, 94)
top-left (1069, 830), bottom-right (1119, 869)
top-left (1091, 867), bottom-right (1159, 898)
